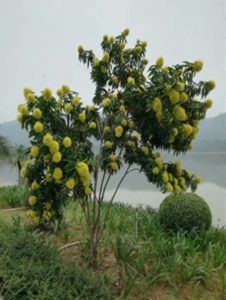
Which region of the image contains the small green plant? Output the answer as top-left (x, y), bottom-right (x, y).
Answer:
top-left (61, 228), bottom-right (70, 242)
top-left (178, 256), bottom-right (207, 284)
top-left (118, 263), bottom-right (141, 300)
top-left (166, 251), bottom-right (183, 273)
top-left (112, 235), bottom-right (136, 265)
top-left (159, 193), bottom-right (212, 233)
top-left (207, 242), bottom-right (226, 268)
top-left (189, 227), bottom-right (225, 252)
top-left (219, 271), bottom-right (226, 297)
top-left (11, 214), bottom-right (22, 227)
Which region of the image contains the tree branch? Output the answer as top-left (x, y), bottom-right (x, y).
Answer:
top-left (93, 118), bottom-right (105, 231)
top-left (98, 170), bottom-right (106, 202)
top-left (73, 188), bottom-right (90, 228)
top-left (126, 167), bottom-right (140, 174)
top-left (95, 164), bottom-right (130, 247)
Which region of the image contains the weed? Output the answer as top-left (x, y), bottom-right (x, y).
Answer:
top-left (111, 235), bottom-right (136, 266)
top-left (11, 214), bottom-right (22, 227)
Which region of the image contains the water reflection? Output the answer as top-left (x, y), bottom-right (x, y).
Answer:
top-left (0, 154), bottom-right (225, 227)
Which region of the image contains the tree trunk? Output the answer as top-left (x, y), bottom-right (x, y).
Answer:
top-left (17, 160), bottom-right (22, 185)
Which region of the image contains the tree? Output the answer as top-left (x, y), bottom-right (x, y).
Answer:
top-left (9, 144), bottom-right (29, 184)
top-left (17, 29), bottom-right (215, 260)
top-left (0, 135), bottom-right (14, 166)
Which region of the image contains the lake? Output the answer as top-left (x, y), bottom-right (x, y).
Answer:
top-left (0, 154), bottom-right (225, 227)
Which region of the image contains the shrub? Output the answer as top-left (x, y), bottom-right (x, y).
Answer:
top-left (0, 221), bottom-right (111, 300)
top-left (0, 185), bottom-right (27, 208)
top-left (159, 193), bottom-right (212, 233)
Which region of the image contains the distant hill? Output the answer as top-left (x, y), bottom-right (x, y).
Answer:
top-left (0, 113), bottom-right (225, 150)
top-left (192, 113), bottom-right (226, 152)
top-left (193, 113), bottom-right (226, 142)
top-left (0, 120), bottom-right (31, 146)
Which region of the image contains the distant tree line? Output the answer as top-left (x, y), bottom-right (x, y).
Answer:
top-left (0, 135), bottom-right (29, 184)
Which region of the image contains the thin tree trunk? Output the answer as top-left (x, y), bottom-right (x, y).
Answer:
top-left (17, 160), bottom-right (22, 185)
top-left (91, 165), bottom-right (131, 261)
top-left (17, 160), bottom-right (22, 171)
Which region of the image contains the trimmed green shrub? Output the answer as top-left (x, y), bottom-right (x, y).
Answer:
top-left (0, 221), bottom-right (111, 300)
top-left (159, 193), bottom-right (212, 233)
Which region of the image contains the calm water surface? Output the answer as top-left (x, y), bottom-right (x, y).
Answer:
top-left (0, 154), bottom-right (225, 227)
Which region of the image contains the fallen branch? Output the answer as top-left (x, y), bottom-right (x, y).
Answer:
top-left (58, 240), bottom-right (103, 251)
top-left (1, 207), bottom-right (28, 212)
top-left (58, 241), bottom-right (86, 251)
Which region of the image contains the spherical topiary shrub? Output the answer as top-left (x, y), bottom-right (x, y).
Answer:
top-left (159, 193), bottom-right (212, 233)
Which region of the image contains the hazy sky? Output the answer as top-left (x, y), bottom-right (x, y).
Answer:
top-left (0, 0), bottom-right (225, 123)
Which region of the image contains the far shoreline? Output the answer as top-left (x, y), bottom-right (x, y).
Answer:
top-left (183, 152), bottom-right (225, 155)
top-left (161, 152), bottom-right (226, 155)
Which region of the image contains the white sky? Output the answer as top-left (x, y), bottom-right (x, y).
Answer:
top-left (0, 0), bottom-right (225, 123)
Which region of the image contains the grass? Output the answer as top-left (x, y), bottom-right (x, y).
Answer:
top-left (0, 189), bottom-right (226, 299)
